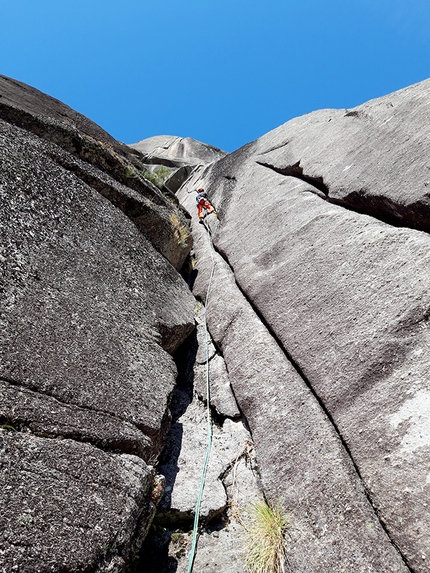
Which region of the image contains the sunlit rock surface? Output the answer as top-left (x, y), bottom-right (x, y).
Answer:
top-left (177, 79), bottom-right (430, 573)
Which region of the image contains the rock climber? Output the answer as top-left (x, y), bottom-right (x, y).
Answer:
top-left (195, 188), bottom-right (216, 223)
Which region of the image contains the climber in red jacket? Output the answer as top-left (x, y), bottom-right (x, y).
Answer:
top-left (195, 188), bottom-right (216, 223)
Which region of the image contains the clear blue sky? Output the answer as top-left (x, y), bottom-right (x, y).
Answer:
top-left (1, 0), bottom-right (430, 152)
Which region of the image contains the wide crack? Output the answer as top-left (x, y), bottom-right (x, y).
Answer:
top-left (140, 296), bottom-right (260, 572)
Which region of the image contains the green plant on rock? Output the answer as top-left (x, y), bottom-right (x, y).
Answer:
top-left (170, 530), bottom-right (188, 559)
top-left (244, 499), bottom-right (291, 573)
top-left (1, 424), bottom-right (16, 431)
top-left (141, 165), bottom-right (172, 189)
top-left (124, 165), bottom-right (137, 179)
top-left (153, 164), bottom-right (171, 181)
top-left (141, 169), bottom-right (159, 187)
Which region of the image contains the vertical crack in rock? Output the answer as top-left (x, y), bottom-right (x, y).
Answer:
top-left (192, 304), bottom-right (242, 420)
top-left (139, 300), bottom-right (263, 573)
top-left (212, 244), bottom-right (414, 572)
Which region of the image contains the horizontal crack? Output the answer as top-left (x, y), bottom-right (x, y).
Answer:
top-left (258, 140), bottom-right (291, 155)
top-left (257, 160), bottom-right (329, 195)
top-left (0, 416), bottom-right (148, 459)
top-left (0, 375), bottom-right (124, 422)
top-left (210, 245), bottom-right (413, 572)
top-left (0, 375), bottom-right (156, 447)
top-left (257, 160), bottom-right (430, 236)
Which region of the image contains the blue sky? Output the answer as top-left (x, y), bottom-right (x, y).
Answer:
top-left (1, 0), bottom-right (430, 152)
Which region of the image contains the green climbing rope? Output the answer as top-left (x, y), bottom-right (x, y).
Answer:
top-left (186, 219), bottom-right (217, 573)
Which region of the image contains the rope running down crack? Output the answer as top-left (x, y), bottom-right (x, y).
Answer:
top-left (187, 218), bottom-right (217, 573)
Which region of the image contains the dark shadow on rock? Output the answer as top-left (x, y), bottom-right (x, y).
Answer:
top-left (135, 527), bottom-right (178, 573)
top-left (155, 329), bottom-right (198, 514)
top-left (136, 330), bottom-right (198, 572)
top-left (171, 329), bottom-right (197, 420)
top-left (155, 419), bottom-right (183, 515)
top-left (180, 254), bottom-right (198, 291)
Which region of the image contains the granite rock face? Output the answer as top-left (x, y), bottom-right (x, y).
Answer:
top-left (4, 73), bottom-right (430, 573)
top-left (128, 135), bottom-right (227, 198)
top-left (0, 117), bottom-right (194, 455)
top-left (177, 192), bottom-right (409, 573)
top-left (0, 431), bottom-right (155, 573)
top-left (129, 135), bottom-right (226, 168)
top-left (254, 80), bottom-right (430, 232)
top-left (0, 75), bottom-right (192, 270)
top-left (0, 78), bottom-right (196, 572)
top-left (178, 80), bottom-right (430, 572)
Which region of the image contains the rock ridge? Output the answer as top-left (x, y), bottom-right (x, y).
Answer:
top-left (0, 76), bottom-right (198, 573)
top-left (0, 74), bottom-right (191, 270)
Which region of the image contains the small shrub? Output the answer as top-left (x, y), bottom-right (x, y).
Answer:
top-left (170, 530), bottom-right (189, 559)
top-left (141, 169), bottom-right (160, 187)
top-left (141, 165), bottom-right (172, 189)
top-left (124, 165), bottom-right (137, 179)
top-left (244, 499), bottom-right (291, 573)
top-left (153, 165), bottom-right (171, 181)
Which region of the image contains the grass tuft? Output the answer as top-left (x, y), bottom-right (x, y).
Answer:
top-left (1, 424), bottom-right (16, 431)
top-left (244, 499), bottom-right (291, 573)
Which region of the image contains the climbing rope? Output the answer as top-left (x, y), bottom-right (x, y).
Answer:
top-left (187, 218), bottom-right (217, 573)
